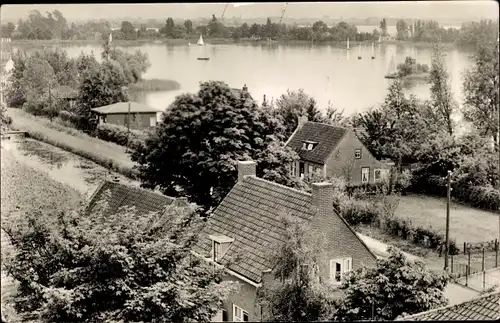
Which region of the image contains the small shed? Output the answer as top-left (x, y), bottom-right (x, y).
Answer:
top-left (52, 85), bottom-right (78, 109)
top-left (90, 101), bottom-right (162, 130)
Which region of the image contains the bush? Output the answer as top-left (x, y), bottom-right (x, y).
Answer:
top-left (95, 123), bottom-right (146, 150)
top-left (339, 199), bottom-right (381, 226)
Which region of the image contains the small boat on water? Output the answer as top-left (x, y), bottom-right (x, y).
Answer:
top-left (197, 57), bottom-right (210, 61)
top-left (384, 55), bottom-right (399, 79)
top-left (197, 35), bottom-right (204, 46)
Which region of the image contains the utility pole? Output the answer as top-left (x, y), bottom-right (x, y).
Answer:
top-left (48, 82), bottom-right (52, 121)
top-left (126, 101), bottom-right (131, 153)
top-left (444, 170), bottom-right (452, 270)
top-left (497, 34), bottom-right (500, 246)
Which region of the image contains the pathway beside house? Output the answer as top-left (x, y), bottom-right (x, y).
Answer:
top-left (356, 232), bottom-right (481, 305)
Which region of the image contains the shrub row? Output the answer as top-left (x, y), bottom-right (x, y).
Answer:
top-left (95, 123), bottom-right (146, 151)
top-left (338, 197), bottom-right (459, 255)
top-left (409, 175), bottom-right (500, 211)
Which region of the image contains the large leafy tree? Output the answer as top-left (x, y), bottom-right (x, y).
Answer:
top-left (6, 50), bottom-right (27, 108)
top-left (462, 39), bottom-right (499, 150)
top-left (333, 247), bottom-right (449, 321)
top-left (75, 59), bottom-right (129, 126)
top-left (131, 81), bottom-right (298, 213)
top-left (256, 215), bottom-right (337, 322)
top-left (429, 43), bottom-right (457, 136)
top-left (273, 89), bottom-right (325, 138)
top-left (2, 198), bottom-right (238, 322)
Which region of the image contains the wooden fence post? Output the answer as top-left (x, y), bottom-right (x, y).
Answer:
top-left (496, 240), bottom-right (499, 268)
top-left (465, 265), bottom-right (468, 286)
top-left (483, 271), bottom-right (486, 290)
top-left (463, 242), bottom-right (466, 254)
top-left (468, 251), bottom-right (471, 275)
top-left (482, 248), bottom-right (485, 271)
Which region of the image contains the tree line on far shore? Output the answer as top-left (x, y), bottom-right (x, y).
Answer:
top-left (1, 9), bottom-right (498, 46)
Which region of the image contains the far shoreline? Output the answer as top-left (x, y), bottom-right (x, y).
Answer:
top-left (10, 38), bottom-right (460, 49)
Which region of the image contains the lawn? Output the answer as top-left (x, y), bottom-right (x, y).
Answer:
top-left (7, 108), bottom-right (138, 179)
top-left (1, 149), bottom-right (83, 322)
top-left (392, 194), bottom-right (499, 245)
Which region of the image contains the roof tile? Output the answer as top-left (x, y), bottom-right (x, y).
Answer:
top-left (286, 121), bottom-right (347, 164)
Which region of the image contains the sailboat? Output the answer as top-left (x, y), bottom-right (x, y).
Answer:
top-left (197, 34), bottom-right (204, 46)
top-left (384, 55), bottom-right (398, 79)
top-left (357, 43), bottom-right (362, 59)
top-left (378, 35), bottom-right (382, 44)
top-left (197, 34), bottom-right (209, 60)
top-left (371, 42), bottom-right (375, 59)
top-left (346, 37), bottom-right (350, 50)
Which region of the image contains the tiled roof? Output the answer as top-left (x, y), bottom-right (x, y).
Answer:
top-left (91, 102), bottom-right (162, 115)
top-left (397, 292), bottom-right (500, 321)
top-left (285, 121), bottom-right (347, 164)
top-left (84, 180), bottom-right (176, 218)
top-left (193, 175), bottom-right (371, 284)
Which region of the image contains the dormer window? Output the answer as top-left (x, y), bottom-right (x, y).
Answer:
top-left (209, 234), bottom-right (234, 263)
top-left (354, 149), bottom-right (362, 159)
top-left (302, 140), bottom-right (318, 151)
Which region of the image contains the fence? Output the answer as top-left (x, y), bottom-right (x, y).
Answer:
top-left (450, 244), bottom-right (500, 291)
top-left (462, 239), bottom-right (499, 254)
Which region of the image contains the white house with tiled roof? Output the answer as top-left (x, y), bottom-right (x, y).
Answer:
top-left (192, 160), bottom-right (377, 322)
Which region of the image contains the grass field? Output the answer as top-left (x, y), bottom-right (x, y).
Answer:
top-left (392, 194), bottom-right (499, 245)
top-left (7, 108), bottom-right (138, 179)
top-left (1, 149), bottom-right (83, 322)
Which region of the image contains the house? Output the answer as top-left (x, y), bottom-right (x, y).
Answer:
top-left (396, 291), bottom-right (500, 321)
top-left (192, 160), bottom-right (377, 322)
top-left (51, 85), bottom-right (78, 110)
top-left (84, 179), bottom-right (187, 217)
top-left (90, 101), bottom-right (162, 130)
top-left (285, 117), bottom-right (390, 186)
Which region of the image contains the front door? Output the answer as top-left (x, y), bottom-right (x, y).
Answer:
top-left (149, 116), bottom-right (156, 127)
top-left (299, 162), bottom-right (305, 178)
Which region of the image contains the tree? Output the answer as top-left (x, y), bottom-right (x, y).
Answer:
top-left (120, 20), bottom-right (136, 40)
top-left (396, 19), bottom-right (409, 40)
top-left (333, 247), bottom-right (449, 321)
top-left (76, 59), bottom-right (129, 128)
top-left (131, 81), bottom-right (298, 213)
top-left (379, 18), bottom-right (388, 37)
top-left (2, 196), bottom-right (239, 322)
top-left (256, 215), bottom-right (337, 321)
top-left (429, 43), bottom-right (458, 136)
top-left (184, 19), bottom-right (193, 37)
top-left (21, 56), bottom-right (57, 103)
top-left (273, 89), bottom-right (324, 138)
top-left (165, 17), bottom-right (175, 38)
top-left (1, 22), bottom-right (16, 38)
top-left (462, 40), bottom-right (499, 150)
top-left (6, 50), bottom-right (27, 108)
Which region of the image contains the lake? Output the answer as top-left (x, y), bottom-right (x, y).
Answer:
top-left (14, 39), bottom-right (474, 116)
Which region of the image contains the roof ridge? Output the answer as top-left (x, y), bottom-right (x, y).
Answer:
top-left (104, 180), bottom-right (175, 201)
top-left (304, 120), bottom-right (348, 130)
top-left (244, 175), bottom-right (311, 198)
top-left (399, 291), bottom-right (500, 320)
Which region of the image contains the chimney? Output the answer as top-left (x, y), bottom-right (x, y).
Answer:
top-left (298, 116), bottom-right (308, 128)
top-left (237, 160), bottom-right (256, 182)
top-left (311, 182), bottom-right (334, 217)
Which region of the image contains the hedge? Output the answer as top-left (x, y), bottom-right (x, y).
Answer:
top-left (338, 196), bottom-right (459, 255)
top-left (95, 123), bottom-right (147, 151)
top-left (409, 175), bottom-right (500, 211)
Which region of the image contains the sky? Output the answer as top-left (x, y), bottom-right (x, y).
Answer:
top-left (0, 1), bottom-right (498, 22)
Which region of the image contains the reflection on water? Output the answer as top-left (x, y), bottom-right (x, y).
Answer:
top-left (1, 138), bottom-right (138, 196)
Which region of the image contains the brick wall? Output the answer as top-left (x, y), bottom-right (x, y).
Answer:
top-left (309, 182), bottom-right (377, 283)
top-left (105, 112), bottom-right (157, 130)
top-left (219, 274), bottom-right (261, 322)
top-left (324, 129), bottom-right (387, 185)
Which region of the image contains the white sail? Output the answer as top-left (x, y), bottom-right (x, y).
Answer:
top-left (378, 35), bottom-right (381, 43)
top-left (347, 37), bottom-right (350, 50)
top-left (197, 35), bottom-right (204, 46)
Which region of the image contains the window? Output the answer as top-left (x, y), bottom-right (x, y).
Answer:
top-left (361, 167), bottom-right (370, 183)
top-left (302, 142), bottom-right (307, 149)
top-left (213, 241), bottom-right (222, 262)
top-left (149, 116), bottom-right (156, 127)
top-left (330, 257), bottom-right (353, 283)
top-left (307, 143), bottom-right (314, 150)
top-left (299, 162), bottom-right (305, 178)
top-left (354, 149), bottom-right (362, 159)
top-left (302, 141), bottom-right (317, 151)
top-left (374, 169), bottom-right (382, 182)
top-left (291, 162), bottom-right (297, 177)
top-left (233, 304), bottom-right (249, 322)
top-left (308, 165), bottom-right (314, 175)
